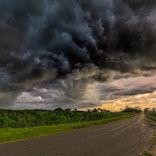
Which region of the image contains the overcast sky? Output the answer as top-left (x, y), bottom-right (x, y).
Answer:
top-left (0, 0), bottom-right (156, 110)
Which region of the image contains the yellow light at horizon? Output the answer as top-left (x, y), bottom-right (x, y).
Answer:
top-left (85, 92), bottom-right (156, 112)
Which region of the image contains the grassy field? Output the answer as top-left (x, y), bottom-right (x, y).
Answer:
top-left (0, 109), bottom-right (136, 144)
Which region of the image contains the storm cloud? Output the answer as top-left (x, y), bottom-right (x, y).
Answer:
top-left (0, 0), bottom-right (156, 109)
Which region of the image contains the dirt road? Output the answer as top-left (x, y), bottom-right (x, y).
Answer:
top-left (0, 114), bottom-right (153, 156)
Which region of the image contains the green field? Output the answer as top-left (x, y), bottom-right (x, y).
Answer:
top-left (0, 109), bottom-right (136, 143)
top-left (145, 112), bottom-right (156, 122)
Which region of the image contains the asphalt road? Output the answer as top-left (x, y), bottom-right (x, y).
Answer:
top-left (0, 114), bottom-right (153, 156)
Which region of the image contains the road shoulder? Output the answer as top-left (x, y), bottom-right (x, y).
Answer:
top-left (145, 118), bottom-right (156, 156)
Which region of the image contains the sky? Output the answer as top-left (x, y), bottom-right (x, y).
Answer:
top-left (0, 0), bottom-right (156, 110)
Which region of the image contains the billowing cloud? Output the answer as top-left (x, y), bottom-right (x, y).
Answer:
top-left (0, 0), bottom-right (156, 109)
top-left (95, 75), bottom-right (156, 100)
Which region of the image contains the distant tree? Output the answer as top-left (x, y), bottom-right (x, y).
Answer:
top-left (87, 109), bottom-right (91, 112)
top-left (65, 108), bottom-right (71, 111)
top-left (122, 107), bottom-right (141, 113)
top-left (144, 108), bottom-right (150, 112)
top-left (54, 108), bottom-right (63, 111)
top-left (97, 108), bottom-right (111, 112)
top-left (97, 108), bottom-right (103, 112)
top-left (103, 109), bottom-right (111, 112)
top-left (93, 108), bottom-right (98, 112)
top-left (73, 109), bottom-right (78, 112)
top-left (152, 108), bottom-right (156, 112)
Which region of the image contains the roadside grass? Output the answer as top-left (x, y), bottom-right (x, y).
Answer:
top-left (0, 113), bottom-right (135, 144)
top-left (144, 112), bottom-right (156, 156)
top-left (145, 113), bottom-right (156, 145)
top-left (142, 151), bottom-right (153, 156)
top-left (153, 136), bottom-right (156, 144)
top-left (145, 113), bottom-right (156, 122)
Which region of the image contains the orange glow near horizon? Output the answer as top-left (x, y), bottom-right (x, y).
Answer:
top-left (82, 91), bottom-right (156, 112)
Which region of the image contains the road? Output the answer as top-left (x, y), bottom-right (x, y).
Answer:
top-left (0, 114), bottom-right (153, 156)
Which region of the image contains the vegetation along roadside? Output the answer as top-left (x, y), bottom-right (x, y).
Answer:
top-left (0, 108), bottom-right (138, 144)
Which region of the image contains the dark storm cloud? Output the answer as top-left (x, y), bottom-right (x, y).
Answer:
top-left (0, 0), bottom-right (156, 107)
top-left (96, 76), bottom-right (156, 102)
top-left (114, 87), bottom-right (156, 97)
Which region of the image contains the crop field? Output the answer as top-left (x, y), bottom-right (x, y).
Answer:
top-left (0, 109), bottom-right (136, 143)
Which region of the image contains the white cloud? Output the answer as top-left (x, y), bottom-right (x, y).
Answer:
top-left (16, 92), bottom-right (44, 103)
